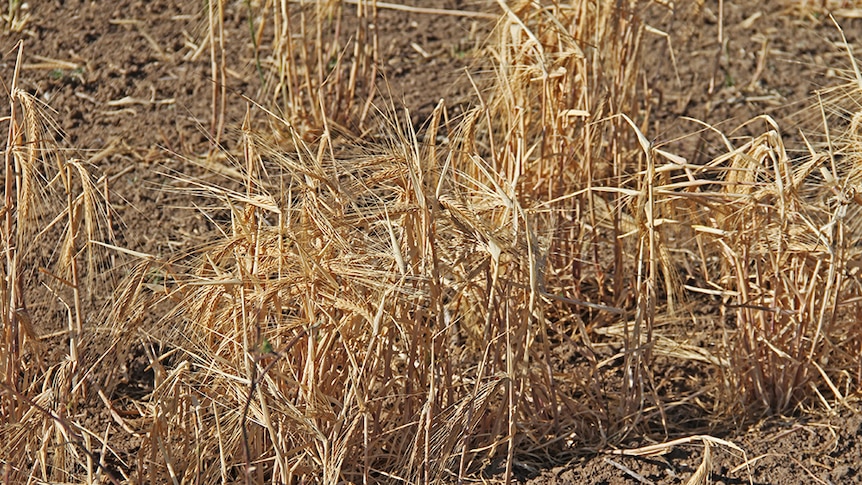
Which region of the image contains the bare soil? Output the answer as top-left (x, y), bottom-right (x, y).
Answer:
top-left (2, 0), bottom-right (861, 483)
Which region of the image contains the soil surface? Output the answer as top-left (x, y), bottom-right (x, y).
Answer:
top-left (525, 406), bottom-right (862, 484)
top-left (2, 1), bottom-right (861, 483)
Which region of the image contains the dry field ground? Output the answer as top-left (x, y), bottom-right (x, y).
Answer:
top-left (2, 1), bottom-right (862, 484)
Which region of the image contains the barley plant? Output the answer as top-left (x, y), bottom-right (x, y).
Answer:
top-left (1, 43), bottom-right (110, 483)
top-left (2, 0), bottom-right (861, 483)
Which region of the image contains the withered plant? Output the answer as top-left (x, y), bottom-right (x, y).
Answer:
top-left (104, 1), bottom-right (672, 483)
top-left (0, 43), bottom-right (113, 484)
top-left (23, 1), bottom-right (861, 484)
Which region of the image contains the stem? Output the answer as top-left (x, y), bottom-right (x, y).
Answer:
top-left (4, 41), bottom-right (24, 400)
top-left (66, 164), bottom-right (83, 380)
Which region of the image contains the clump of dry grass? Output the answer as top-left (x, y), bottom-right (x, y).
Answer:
top-left (662, 112), bottom-right (862, 414)
top-left (482, 0), bottom-right (659, 440)
top-left (107, 113), bottom-right (511, 483)
top-left (698, 115), bottom-right (861, 412)
top-left (7, 0), bottom-right (862, 484)
top-left (106, 1), bottom-right (662, 482)
top-left (260, 0), bottom-right (379, 136)
top-left (0, 43), bottom-right (113, 484)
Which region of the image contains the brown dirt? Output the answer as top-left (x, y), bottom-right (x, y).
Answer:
top-left (526, 406), bottom-right (862, 484)
top-left (2, 0), bottom-right (861, 483)
top-left (643, 2), bottom-right (862, 160)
